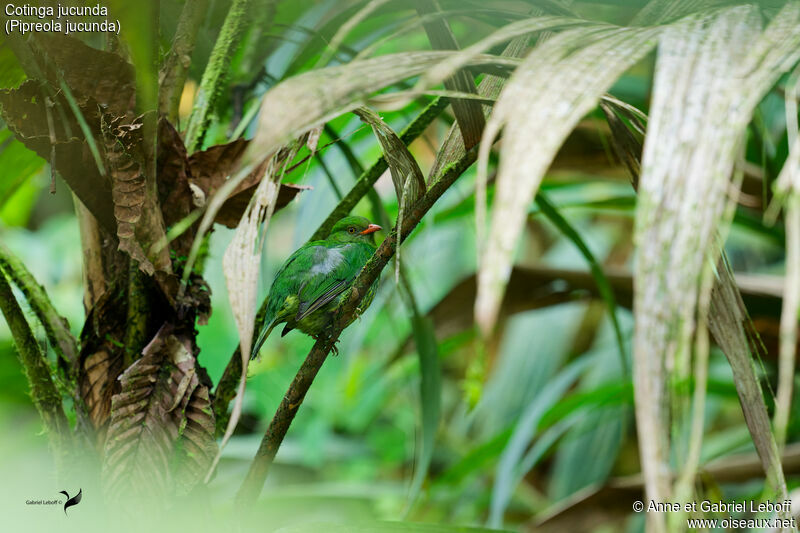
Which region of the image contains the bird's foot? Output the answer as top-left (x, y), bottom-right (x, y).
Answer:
top-left (312, 324), bottom-right (341, 356)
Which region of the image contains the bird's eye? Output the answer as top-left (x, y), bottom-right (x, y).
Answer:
top-left (348, 227), bottom-right (356, 234)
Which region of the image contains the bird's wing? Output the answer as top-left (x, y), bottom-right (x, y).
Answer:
top-left (262, 244), bottom-right (318, 325)
top-left (295, 243), bottom-right (373, 322)
top-left (296, 279), bottom-right (348, 321)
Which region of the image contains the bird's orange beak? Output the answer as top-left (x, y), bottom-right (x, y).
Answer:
top-left (359, 224), bottom-right (382, 235)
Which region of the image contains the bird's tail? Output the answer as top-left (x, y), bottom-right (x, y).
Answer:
top-left (251, 321), bottom-right (277, 359)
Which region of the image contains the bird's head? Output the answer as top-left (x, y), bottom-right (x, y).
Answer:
top-left (328, 215), bottom-right (382, 244)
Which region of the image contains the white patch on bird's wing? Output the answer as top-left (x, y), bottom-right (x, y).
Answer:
top-left (309, 246), bottom-right (345, 275)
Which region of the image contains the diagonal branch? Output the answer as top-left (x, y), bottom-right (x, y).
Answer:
top-left (235, 141), bottom-right (479, 509)
top-left (211, 97), bottom-right (448, 433)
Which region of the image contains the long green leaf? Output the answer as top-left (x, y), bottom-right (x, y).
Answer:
top-left (535, 191), bottom-right (628, 374)
top-left (406, 314), bottom-right (441, 511)
top-left (489, 356), bottom-right (591, 527)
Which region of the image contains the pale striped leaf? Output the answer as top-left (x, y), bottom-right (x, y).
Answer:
top-left (415, 15), bottom-right (593, 93)
top-left (206, 140), bottom-right (305, 482)
top-left (772, 67), bottom-right (800, 451)
top-left (473, 25), bottom-right (660, 336)
top-left (244, 51), bottom-right (525, 165)
top-left (633, 5), bottom-right (800, 527)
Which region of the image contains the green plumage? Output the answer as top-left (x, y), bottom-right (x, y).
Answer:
top-left (251, 216), bottom-right (381, 358)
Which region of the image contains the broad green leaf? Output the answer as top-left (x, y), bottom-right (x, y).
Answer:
top-left (0, 45), bottom-right (26, 89)
top-left (0, 129), bottom-right (44, 210)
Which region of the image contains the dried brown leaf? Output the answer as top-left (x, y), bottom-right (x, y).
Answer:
top-left (34, 34), bottom-right (136, 115)
top-left (0, 80), bottom-right (116, 232)
top-left (78, 289), bottom-right (128, 431)
top-left (187, 138), bottom-right (309, 228)
top-left (101, 115), bottom-right (156, 274)
top-left (102, 326), bottom-right (217, 503)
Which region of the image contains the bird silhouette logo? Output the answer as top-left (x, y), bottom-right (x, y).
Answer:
top-left (58, 489), bottom-right (81, 516)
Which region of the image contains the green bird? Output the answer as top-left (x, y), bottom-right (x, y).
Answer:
top-left (251, 215), bottom-right (382, 357)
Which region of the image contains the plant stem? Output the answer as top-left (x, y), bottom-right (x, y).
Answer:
top-left (184, 0), bottom-right (254, 152)
top-left (415, 0), bottom-right (484, 150)
top-left (235, 142), bottom-right (478, 508)
top-left (159, 0), bottom-right (209, 123)
top-left (0, 266), bottom-right (71, 458)
top-left (0, 242), bottom-right (79, 377)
